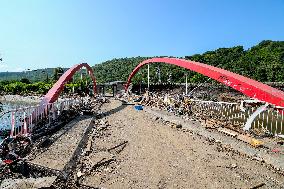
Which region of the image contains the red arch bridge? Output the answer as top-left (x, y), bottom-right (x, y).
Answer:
top-left (1, 58), bottom-right (284, 139)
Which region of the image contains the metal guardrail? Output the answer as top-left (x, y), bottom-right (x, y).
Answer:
top-left (0, 98), bottom-right (82, 138)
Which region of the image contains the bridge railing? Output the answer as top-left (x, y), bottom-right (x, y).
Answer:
top-left (0, 98), bottom-right (82, 139)
top-left (190, 100), bottom-right (284, 136)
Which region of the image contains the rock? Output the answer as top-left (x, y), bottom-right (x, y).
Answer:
top-left (277, 140), bottom-right (284, 145)
top-left (171, 124), bottom-right (182, 129)
top-left (231, 163), bottom-right (237, 168)
top-left (85, 138), bottom-right (93, 154)
top-left (252, 156), bottom-right (264, 162)
top-left (77, 171), bottom-right (84, 178)
top-left (0, 176), bottom-right (57, 189)
top-left (176, 124), bottom-right (182, 128)
top-left (215, 140), bottom-right (222, 143)
top-left (249, 182), bottom-right (265, 189)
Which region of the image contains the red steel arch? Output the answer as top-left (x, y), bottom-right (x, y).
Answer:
top-left (125, 57), bottom-right (284, 107)
top-left (40, 63), bottom-right (96, 106)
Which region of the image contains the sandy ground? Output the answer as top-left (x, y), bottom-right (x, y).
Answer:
top-left (29, 116), bottom-right (93, 171)
top-left (80, 99), bottom-right (284, 189)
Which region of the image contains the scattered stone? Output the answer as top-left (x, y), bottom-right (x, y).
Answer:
top-left (85, 137), bottom-right (93, 154)
top-left (249, 182), bottom-right (265, 189)
top-left (77, 171), bottom-right (84, 178)
top-left (276, 140), bottom-right (284, 145)
top-left (215, 140), bottom-right (222, 143)
top-left (231, 163), bottom-right (237, 168)
top-left (171, 123), bottom-right (182, 129)
top-left (0, 176), bottom-right (57, 189)
top-left (252, 156), bottom-right (264, 162)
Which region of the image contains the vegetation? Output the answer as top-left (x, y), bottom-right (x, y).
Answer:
top-left (93, 40), bottom-right (284, 84)
top-left (0, 80), bottom-right (52, 95)
top-left (0, 40), bottom-right (283, 95)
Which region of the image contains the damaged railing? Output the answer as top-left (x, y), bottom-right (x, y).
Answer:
top-left (190, 100), bottom-right (284, 135)
top-left (0, 98), bottom-right (82, 139)
top-left (139, 90), bottom-right (284, 136)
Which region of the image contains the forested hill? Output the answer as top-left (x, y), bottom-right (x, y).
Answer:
top-left (93, 40), bottom-right (284, 84)
top-left (0, 40), bottom-right (283, 84)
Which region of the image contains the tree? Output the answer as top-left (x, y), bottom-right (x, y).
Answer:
top-left (20, 78), bottom-right (31, 84)
top-left (53, 67), bottom-right (64, 81)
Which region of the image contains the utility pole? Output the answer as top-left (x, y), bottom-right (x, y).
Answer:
top-left (147, 64), bottom-right (150, 90)
top-left (27, 69), bottom-right (30, 81)
top-left (185, 73), bottom-right (188, 95)
top-left (156, 66), bottom-right (161, 83)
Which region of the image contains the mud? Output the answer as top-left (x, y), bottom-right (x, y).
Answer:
top-left (75, 99), bottom-right (284, 188)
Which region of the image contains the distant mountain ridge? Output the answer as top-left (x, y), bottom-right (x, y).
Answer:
top-left (0, 68), bottom-right (67, 82)
top-left (1, 40), bottom-right (283, 84)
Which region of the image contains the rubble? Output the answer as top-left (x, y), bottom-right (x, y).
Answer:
top-left (237, 134), bottom-right (264, 148)
top-left (0, 96), bottom-right (108, 188)
top-left (0, 176), bottom-right (57, 189)
top-left (121, 91), bottom-right (242, 133)
top-left (0, 136), bottom-right (32, 165)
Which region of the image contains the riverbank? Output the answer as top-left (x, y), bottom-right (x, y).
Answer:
top-left (0, 95), bottom-right (42, 105)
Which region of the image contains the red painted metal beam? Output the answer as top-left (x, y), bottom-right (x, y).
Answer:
top-left (40, 63), bottom-right (96, 106)
top-left (125, 57), bottom-right (284, 107)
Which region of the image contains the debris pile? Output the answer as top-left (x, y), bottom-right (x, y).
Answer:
top-left (60, 112), bottom-right (129, 188)
top-left (123, 91), bottom-right (244, 133)
top-left (0, 96), bottom-right (105, 188)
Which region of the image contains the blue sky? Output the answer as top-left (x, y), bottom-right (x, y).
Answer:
top-left (0, 0), bottom-right (283, 72)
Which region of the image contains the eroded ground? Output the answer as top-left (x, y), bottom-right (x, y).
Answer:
top-left (77, 99), bottom-right (284, 189)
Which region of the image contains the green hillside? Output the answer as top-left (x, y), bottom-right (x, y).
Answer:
top-left (1, 40), bottom-right (283, 85)
top-left (0, 68), bottom-right (65, 82)
top-left (93, 40), bottom-right (284, 84)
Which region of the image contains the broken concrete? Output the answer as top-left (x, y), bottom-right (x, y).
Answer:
top-left (0, 176), bottom-right (57, 189)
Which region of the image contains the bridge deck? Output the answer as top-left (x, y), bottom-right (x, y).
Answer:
top-left (29, 116), bottom-right (93, 171)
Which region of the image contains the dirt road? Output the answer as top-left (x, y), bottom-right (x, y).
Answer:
top-left (81, 99), bottom-right (284, 188)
